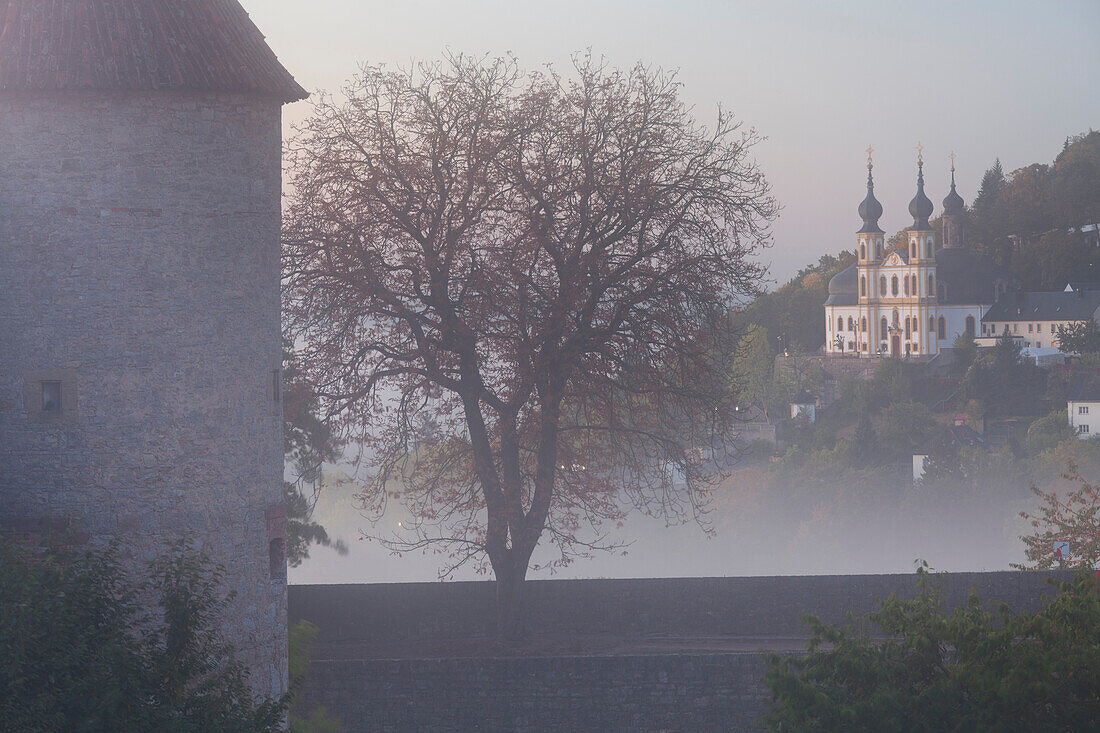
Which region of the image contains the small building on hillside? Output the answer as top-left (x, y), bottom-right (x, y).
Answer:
top-left (790, 390), bottom-right (817, 423)
top-left (980, 289), bottom-right (1100, 351)
top-left (913, 416), bottom-right (988, 482)
top-left (1068, 384), bottom-right (1100, 438)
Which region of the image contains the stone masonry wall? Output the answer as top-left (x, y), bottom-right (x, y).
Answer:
top-left (290, 571), bottom-right (1070, 644)
top-left (300, 653), bottom-right (781, 733)
top-left (0, 91), bottom-right (286, 696)
top-left (289, 572), bottom-right (1071, 731)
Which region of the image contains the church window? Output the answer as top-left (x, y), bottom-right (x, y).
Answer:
top-left (837, 317), bottom-right (844, 332)
top-left (879, 276), bottom-right (887, 295)
top-left (938, 316), bottom-right (946, 340)
top-left (904, 277), bottom-right (910, 296)
top-left (905, 318), bottom-right (911, 339)
top-left (910, 242), bottom-right (916, 258)
top-left (848, 317), bottom-right (855, 332)
top-left (966, 315), bottom-right (976, 337)
top-left (912, 275), bottom-right (918, 295)
top-left (875, 241), bottom-right (883, 258)
top-left (892, 310), bottom-right (900, 327)
top-left (929, 317), bottom-right (936, 333)
top-left (860, 276), bottom-right (866, 296)
top-left (925, 238), bottom-right (933, 258)
top-left (860, 244), bottom-right (866, 259)
top-left (1028, 324), bottom-right (1033, 333)
top-left (928, 274), bottom-right (935, 296)
top-left (861, 317), bottom-right (867, 332)
top-left (881, 317), bottom-right (888, 340)
top-left (892, 276), bottom-right (899, 296)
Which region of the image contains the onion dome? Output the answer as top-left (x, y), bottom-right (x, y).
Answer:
top-left (908, 151), bottom-right (934, 230)
top-left (942, 164), bottom-right (965, 216)
top-left (858, 151), bottom-right (884, 234)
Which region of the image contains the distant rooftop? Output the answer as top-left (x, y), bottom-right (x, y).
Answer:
top-left (0, 0), bottom-right (307, 102)
top-left (982, 290), bottom-right (1100, 323)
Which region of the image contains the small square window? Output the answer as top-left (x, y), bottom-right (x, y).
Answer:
top-left (1080, 406), bottom-right (1089, 415)
top-left (1081, 424), bottom-right (1090, 434)
top-left (41, 381), bottom-right (61, 413)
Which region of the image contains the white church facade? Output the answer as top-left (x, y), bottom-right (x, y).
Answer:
top-left (825, 149), bottom-right (1017, 358)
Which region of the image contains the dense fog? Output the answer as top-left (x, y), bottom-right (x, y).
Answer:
top-left (289, 462), bottom-right (1039, 585)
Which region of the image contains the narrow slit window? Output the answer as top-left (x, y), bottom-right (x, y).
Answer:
top-left (272, 370), bottom-right (281, 403)
top-left (41, 381), bottom-right (61, 413)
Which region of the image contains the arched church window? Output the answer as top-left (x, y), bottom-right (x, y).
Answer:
top-left (965, 315), bottom-right (975, 337)
top-left (860, 244), bottom-right (866, 260)
top-left (938, 282), bottom-right (947, 301)
top-left (904, 277), bottom-right (910, 296)
top-left (837, 316), bottom-right (844, 332)
top-left (910, 241), bottom-right (916, 258)
top-left (928, 317), bottom-right (936, 333)
top-left (928, 274), bottom-right (935, 296)
top-left (892, 276), bottom-right (899, 296)
top-left (848, 317), bottom-right (855, 332)
top-left (875, 241), bottom-right (883, 258)
top-left (861, 317), bottom-right (867, 332)
top-left (944, 228), bottom-right (950, 247)
top-left (880, 276), bottom-right (887, 295)
top-left (880, 317), bottom-right (888, 340)
top-left (905, 318), bottom-right (911, 339)
top-left (925, 237), bottom-right (933, 258)
top-left (938, 316), bottom-right (946, 340)
top-left (860, 276), bottom-right (866, 296)
top-left (912, 275), bottom-right (918, 295)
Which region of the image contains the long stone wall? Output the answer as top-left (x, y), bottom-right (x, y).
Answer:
top-left (290, 571), bottom-right (1068, 644)
top-left (289, 572), bottom-right (1071, 731)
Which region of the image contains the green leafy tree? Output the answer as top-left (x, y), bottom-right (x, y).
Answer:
top-left (878, 402), bottom-right (939, 458)
top-left (1056, 318), bottom-right (1100, 355)
top-left (1017, 464), bottom-right (1100, 570)
top-left (283, 342), bottom-right (347, 567)
top-left (732, 324), bottom-right (776, 421)
top-left (950, 332), bottom-right (977, 377)
top-left (0, 537), bottom-right (287, 731)
top-left (765, 568), bottom-right (1100, 732)
top-left (1026, 410), bottom-right (1076, 455)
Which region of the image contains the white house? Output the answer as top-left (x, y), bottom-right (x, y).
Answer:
top-left (1068, 392), bottom-right (1100, 438)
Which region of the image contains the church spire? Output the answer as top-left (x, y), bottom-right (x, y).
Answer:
top-left (858, 145), bottom-right (884, 234)
top-left (908, 142), bottom-right (934, 230)
top-left (942, 151), bottom-right (968, 247)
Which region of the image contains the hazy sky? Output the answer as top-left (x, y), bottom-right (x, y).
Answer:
top-left (246, 0), bottom-right (1100, 285)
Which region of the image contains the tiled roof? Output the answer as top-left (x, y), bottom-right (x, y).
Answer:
top-left (935, 247), bottom-right (1017, 305)
top-left (0, 0), bottom-right (307, 102)
top-left (982, 290), bottom-right (1100, 323)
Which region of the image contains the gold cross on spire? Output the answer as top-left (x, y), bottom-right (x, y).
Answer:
top-left (866, 144), bottom-right (874, 169)
top-left (949, 150), bottom-right (957, 173)
top-left (916, 141), bottom-right (924, 166)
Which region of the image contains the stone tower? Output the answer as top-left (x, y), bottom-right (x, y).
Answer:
top-left (0, 0), bottom-right (306, 697)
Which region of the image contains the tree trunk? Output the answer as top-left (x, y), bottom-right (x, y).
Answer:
top-left (495, 557), bottom-right (528, 641)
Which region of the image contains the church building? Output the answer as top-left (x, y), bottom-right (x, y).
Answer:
top-left (825, 149), bottom-right (1018, 358)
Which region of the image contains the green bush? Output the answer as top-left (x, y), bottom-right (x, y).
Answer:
top-left (0, 536), bottom-right (287, 732)
top-left (1026, 409), bottom-right (1076, 455)
top-left (765, 567), bottom-right (1100, 731)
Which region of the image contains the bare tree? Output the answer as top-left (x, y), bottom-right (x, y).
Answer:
top-left (283, 54), bottom-right (776, 635)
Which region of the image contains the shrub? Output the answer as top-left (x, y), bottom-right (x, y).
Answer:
top-left (0, 536), bottom-right (286, 732)
top-left (765, 567), bottom-right (1100, 731)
